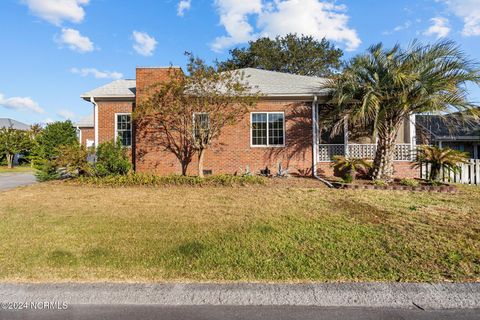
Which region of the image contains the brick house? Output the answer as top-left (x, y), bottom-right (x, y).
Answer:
top-left (80, 67), bottom-right (418, 178)
top-left (73, 114), bottom-right (94, 147)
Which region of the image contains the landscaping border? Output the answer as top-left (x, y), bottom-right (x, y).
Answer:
top-left (334, 183), bottom-right (457, 193)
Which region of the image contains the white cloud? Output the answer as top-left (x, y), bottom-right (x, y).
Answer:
top-left (177, 0), bottom-right (192, 16)
top-left (57, 28), bottom-right (94, 53)
top-left (424, 17), bottom-right (451, 38)
top-left (132, 31), bottom-right (157, 56)
top-left (57, 109), bottom-right (76, 120)
top-left (0, 93), bottom-right (44, 114)
top-left (23, 0), bottom-right (89, 26)
top-left (212, 0), bottom-right (263, 51)
top-left (43, 118), bottom-right (55, 124)
top-left (71, 68), bottom-right (123, 80)
top-left (212, 0), bottom-right (360, 52)
top-left (382, 21), bottom-right (412, 35)
top-left (439, 0), bottom-right (480, 36)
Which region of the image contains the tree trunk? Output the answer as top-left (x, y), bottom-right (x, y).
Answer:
top-left (6, 153), bottom-right (14, 169)
top-left (429, 164), bottom-right (441, 181)
top-left (370, 127), bottom-right (398, 181)
top-left (181, 161), bottom-right (188, 176)
top-left (197, 149), bottom-right (205, 178)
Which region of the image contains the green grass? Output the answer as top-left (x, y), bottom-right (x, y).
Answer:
top-left (0, 166), bottom-right (34, 173)
top-left (0, 182), bottom-right (478, 282)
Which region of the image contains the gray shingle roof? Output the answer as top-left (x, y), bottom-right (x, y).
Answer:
top-left (73, 114), bottom-right (94, 127)
top-left (80, 69), bottom-right (329, 100)
top-left (0, 118), bottom-right (30, 130)
top-left (237, 68), bottom-right (329, 96)
top-left (416, 113), bottom-right (480, 140)
top-left (81, 79), bottom-right (136, 99)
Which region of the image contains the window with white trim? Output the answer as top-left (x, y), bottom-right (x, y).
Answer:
top-left (251, 112), bottom-right (285, 146)
top-left (193, 113), bottom-right (210, 143)
top-left (116, 113), bottom-right (132, 147)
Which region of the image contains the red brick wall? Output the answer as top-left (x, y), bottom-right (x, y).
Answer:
top-left (96, 101), bottom-right (134, 144)
top-left (317, 162), bottom-right (419, 179)
top-left (136, 67), bottom-right (183, 102)
top-left (79, 127), bottom-right (94, 146)
top-left (135, 99), bottom-right (314, 175)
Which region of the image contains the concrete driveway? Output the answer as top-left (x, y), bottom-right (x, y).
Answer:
top-left (0, 172), bottom-right (37, 190)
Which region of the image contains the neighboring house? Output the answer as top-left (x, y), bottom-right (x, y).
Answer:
top-left (0, 118), bottom-right (30, 131)
top-left (74, 114), bottom-right (95, 148)
top-left (416, 113), bottom-right (480, 159)
top-left (81, 67), bottom-right (418, 178)
top-left (0, 118), bottom-right (30, 165)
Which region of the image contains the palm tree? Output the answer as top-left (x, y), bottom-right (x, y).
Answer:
top-left (323, 40), bottom-right (480, 181)
top-left (413, 145), bottom-right (469, 181)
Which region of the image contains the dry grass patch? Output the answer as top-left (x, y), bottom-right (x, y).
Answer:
top-left (0, 182), bottom-right (478, 282)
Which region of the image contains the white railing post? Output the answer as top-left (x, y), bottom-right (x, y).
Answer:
top-left (344, 118), bottom-right (349, 157)
top-left (409, 114), bottom-right (416, 161)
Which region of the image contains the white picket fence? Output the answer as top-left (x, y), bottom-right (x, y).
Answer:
top-left (420, 159), bottom-right (480, 185)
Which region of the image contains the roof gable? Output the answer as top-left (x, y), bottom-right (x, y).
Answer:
top-left (0, 118), bottom-right (30, 130)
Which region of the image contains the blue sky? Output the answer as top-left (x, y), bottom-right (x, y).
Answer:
top-left (1, 0), bottom-right (479, 125)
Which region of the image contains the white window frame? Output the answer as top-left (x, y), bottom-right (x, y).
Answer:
top-left (114, 112), bottom-right (132, 147)
top-left (250, 111), bottom-right (286, 148)
top-left (193, 112), bottom-right (210, 141)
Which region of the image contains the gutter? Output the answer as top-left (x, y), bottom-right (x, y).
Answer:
top-left (311, 95), bottom-right (334, 188)
top-left (90, 96), bottom-right (99, 147)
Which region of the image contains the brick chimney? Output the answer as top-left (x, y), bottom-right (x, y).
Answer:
top-left (135, 67), bottom-right (183, 105)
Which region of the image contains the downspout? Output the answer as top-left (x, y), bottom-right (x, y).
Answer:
top-left (312, 95), bottom-right (334, 188)
top-left (91, 96), bottom-right (99, 148)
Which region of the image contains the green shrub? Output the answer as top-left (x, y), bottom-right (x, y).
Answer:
top-left (53, 144), bottom-right (92, 178)
top-left (399, 178), bottom-right (419, 187)
top-left (332, 156), bottom-right (371, 181)
top-left (32, 120), bottom-right (77, 161)
top-left (35, 160), bottom-right (60, 182)
top-left (94, 139), bottom-right (131, 177)
top-left (373, 180), bottom-right (388, 186)
top-left (76, 173), bottom-right (266, 187)
top-left (341, 174), bottom-right (353, 184)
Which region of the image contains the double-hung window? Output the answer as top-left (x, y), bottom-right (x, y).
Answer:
top-left (115, 113), bottom-right (132, 147)
top-left (251, 112), bottom-right (285, 147)
top-left (193, 113), bottom-right (210, 144)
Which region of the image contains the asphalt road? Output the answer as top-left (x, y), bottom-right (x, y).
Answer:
top-left (0, 172), bottom-right (36, 190)
top-left (0, 306), bottom-right (478, 320)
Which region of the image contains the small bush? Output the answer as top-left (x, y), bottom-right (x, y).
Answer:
top-left (76, 173), bottom-right (266, 187)
top-left (53, 144), bottom-right (92, 178)
top-left (332, 156), bottom-right (371, 181)
top-left (35, 160), bottom-right (60, 181)
top-left (35, 144), bottom-right (92, 181)
top-left (399, 178), bottom-right (419, 187)
top-left (94, 140), bottom-right (131, 177)
top-left (341, 174), bottom-right (354, 184)
top-left (373, 180), bottom-right (388, 186)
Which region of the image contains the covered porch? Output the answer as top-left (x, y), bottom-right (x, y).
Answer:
top-left (313, 110), bottom-right (417, 162)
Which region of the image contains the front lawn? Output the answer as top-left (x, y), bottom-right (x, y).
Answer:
top-left (0, 181), bottom-right (478, 282)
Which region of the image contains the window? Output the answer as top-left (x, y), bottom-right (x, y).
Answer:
top-left (115, 113), bottom-right (132, 147)
top-left (251, 112), bottom-right (285, 146)
top-left (193, 113), bottom-right (210, 143)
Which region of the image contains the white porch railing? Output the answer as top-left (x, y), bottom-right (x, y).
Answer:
top-left (318, 143), bottom-right (414, 162)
